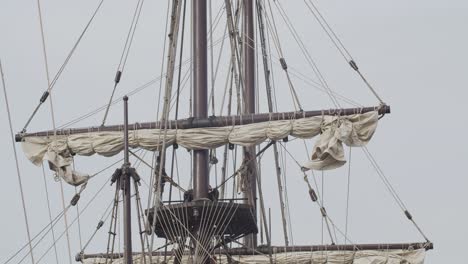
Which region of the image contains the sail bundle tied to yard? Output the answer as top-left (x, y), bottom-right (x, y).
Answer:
top-left (21, 111), bottom-right (378, 186)
top-left (82, 249), bottom-right (425, 264)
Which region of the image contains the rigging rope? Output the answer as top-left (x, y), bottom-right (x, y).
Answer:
top-left (256, 0), bottom-right (290, 246)
top-left (73, 186), bottom-right (83, 252)
top-left (345, 147), bottom-right (352, 244)
top-left (17, 184), bottom-right (87, 264)
top-left (101, 0), bottom-right (145, 126)
top-left (40, 165), bottom-right (59, 264)
top-left (3, 207), bottom-right (69, 264)
top-left (278, 142), bottom-right (343, 245)
top-left (148, 0), bottom-right (184, 257)
top-left (253, 3), bottom-right (363, 108)
top-left (59, 182), bottom-right (73, 264)
top-left (56, 34), bottom-right (228, 130)
top-left (34, 1), bottom-right (62, 262)
top-left (4, 151), bottom-right (125, 264)
top-left (362, 147), bottom-right (431, 242)
top-left (35, 0), bottom-right (76, 259)
top-left (21, 0), bottom-right (106, 133)
top-left (303, 0), bottom-right (385, 104)
top-left (34, 194), bottom-right (111, 264)
top-left (209, 0), bottom-right (215, 116)
top-left (79, 200), bottom-right (114, 254)
top-left (254, 155), bottom-right (274, 264)
top-left (272, 0), bottom-right (341, 108)
top-left (256, 2), bottom-right (302, 111)
top-left (0, 60), bottom-right (36, 264)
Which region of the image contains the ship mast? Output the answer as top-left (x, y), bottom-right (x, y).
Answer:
top-left (242, 0), bottom-right (258, 248)
top-left (122, 96), bottom-right (133, 264)
top-left (192, 0), bottom-right (209, 201)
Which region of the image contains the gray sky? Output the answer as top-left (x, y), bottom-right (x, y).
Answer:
top-left (1, 0), bottom-right (467, 263)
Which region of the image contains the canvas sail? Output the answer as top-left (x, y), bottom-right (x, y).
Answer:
top-left (82, 249), bottom-right (425, 264)
top-left (21, 111), bottom-right (378, 185)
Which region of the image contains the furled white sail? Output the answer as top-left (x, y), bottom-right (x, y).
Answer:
top-left (82, 249), bottom-right (425, 264)
top-left (21, 111), bottom-right (378, 185)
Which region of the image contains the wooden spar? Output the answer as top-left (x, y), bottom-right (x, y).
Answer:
top-left (15, 105), bottom-right (390, 141)
top-left (122, 96), bottom-right (133, 264)
top-left (77, 242), bottom-right (432, 260)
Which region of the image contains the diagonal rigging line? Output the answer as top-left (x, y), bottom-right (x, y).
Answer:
top-left (35, 4), bottom-right (61, 260)
top-left (2, 206), bottom-right (69, 264)
top-left (273, 0), bottom-right (341, 108)
top-left (278, 142), bottom-right (347, 244)
top-left (148, 0), bottom-right (184, 256)
top-left (34, 197), bottom-right (114, 264)
top-left (244, 12), bottom-right (362, 109)
top-left (79, 199), bottom-right (114, 253)
top-left (303, 0), bottom-right (385, 104)
top-left (57, 34), bottom-right (228, 130)
top-left (35, 0), bottom-right (74, 260)
top-left (21, 0), bottom-right (106, 133)
top-left (362, 146), bottom-right (430, 241)
top-left (40, 165), bottom-right (59, 264)
top-left (153, 197), bottom-right (218, 263)
top-left (20, 179), bottom-right (110, 264)
top-left (101, 0), bottom-right (145, 126)
top-left (303, 0), bottom-right (351, 62)
top-left (3, 153), bottom-right (127, 264)
top-left (0, 60), bottom-right (36, 264)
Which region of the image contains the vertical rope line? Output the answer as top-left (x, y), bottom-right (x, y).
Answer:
top-left (209, 0), bottom-right (216, 116)
top-left (303, 0), bottom-right (385, 104)
top-left (20, 0), bottom-right (107, 134)
top-left (35, 0), bottom-right (74, 261)
top-left (281, 145), bottom-right (295, 245)
top-left (345, 147), bottom-right (352, 244)
top-left (72, 161), bottom-right (83, 251)
top-left (59, 180), bottom-right (73, 264)
top-left (303, 0), bottom-right (348, 62)
top-left (41, 165), bottom-right (60, 264)
top-left (145, 0), bottom-right (171, 256)
top-left (101, 0), bottom-right (145, 126)
top-left (321, 171), bottom-right (324, 244)
top-left (149, 0), bottom-right (184, 255)
top-left (273, 0), bottom-right (340, 108)
top-left (35, 2), bottom-right (61, 263)
top-left (305, 0), bottom-right (353, 59)
top-left (0, 60), bottom-right (36, 264)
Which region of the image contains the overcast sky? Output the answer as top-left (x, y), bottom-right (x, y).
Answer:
top-left (1, 0), bottom-right (467, 263)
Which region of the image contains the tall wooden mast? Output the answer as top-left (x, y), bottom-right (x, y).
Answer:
top-left (192, 0), bottom-right (209, 201)
top-left (242, 0), bottom-right (258, 249)
top-left (122, 96), bottom-right (133, 264)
